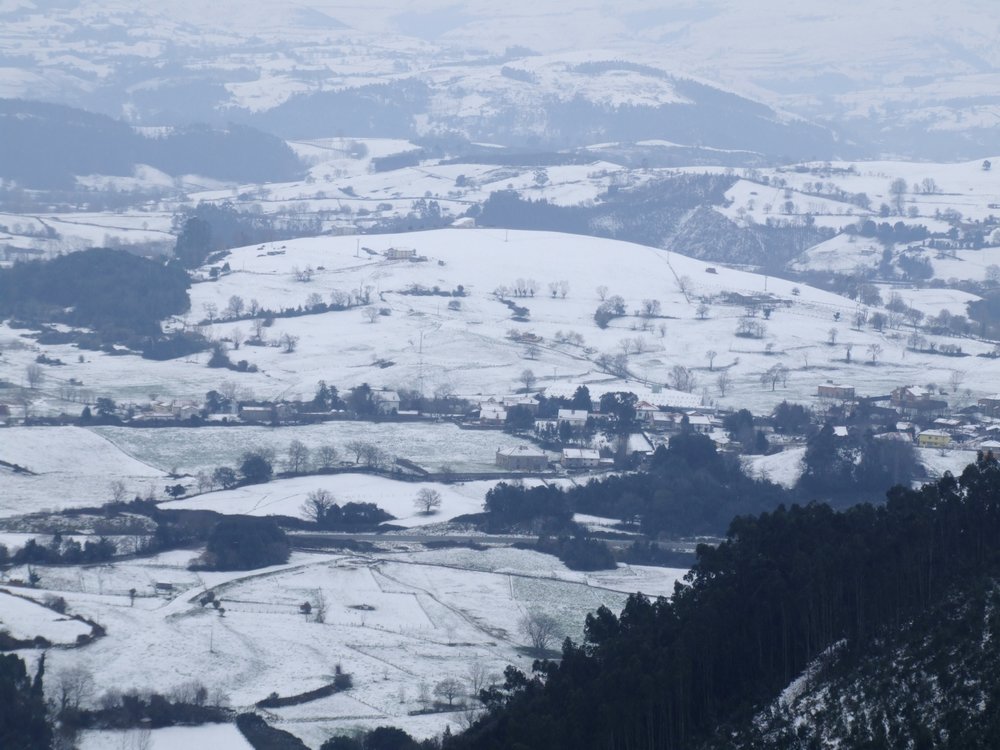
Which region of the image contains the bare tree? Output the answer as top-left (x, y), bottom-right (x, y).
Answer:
top-left (109, 479), bottom-right (128, 503)
top-left (736, 318), bottom-right (766, 338)
top-left (315, 445), bottom-right (338, 469)
top-left (363, 307), bottom-right (380, 324)
top-left (25, 363), bottom-right (44, 389)
top-left (867, 343), bottom-right (883, 364)
top-left (519, 369), bottom-right (537, 392)
top-left (519, 610), bottom-right (559, 653)
top-left (696, 303), bottom-right (709, 320)
top-left (828, 327), bottom-right (839, 345)
top-left (949, 370), bottom-right (966, 393)
top-left (226, 295), bottom-right (245, 318)
top-left (669, 365), bottom-right (697, 393)
top-left (360, 444), bottom-right (389, 468)
top-left (596, 285), bottom-right (609, 301)
top-left (434, 678), bottom-right (463, 707)
top-left (467, 660), bottom-right (488, 697)
top-left (675, 275), bottom-right (692, 299)
top-left (56, 665), bottom-right (94, 712)
top-left (557, 280), bottom-right (570, 298)
top-left (345, 439), bottom-right (366, 463)
top-left (313, 589), bottom-right (326, 623)
top-left (760, 364), bottom-right (788, 391)
top-left (845, 343), bottom-right (854, 362)
top-left (889, 177), bottom-right (908, 214)
top-left (302, 488), bottom-right (335, 523)
top-left (524, 344), bottom-right (540, 360)
top-left (414, 488), bottom-right (442, 515)
top-left (716, 370), bottom-right (731, 397)
top-left (196, 470), bottom-right (212, 493)
top-left (641, 299), bottom-right (661, 318)
top-left (285, 439), bottom-right (310, 473)
top-left (280, 333), bottom-right (299, 353)
top-left (705, 350), bottom-right (717, 371)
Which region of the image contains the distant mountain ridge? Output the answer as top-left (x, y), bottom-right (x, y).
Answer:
top-left (1, 0), bottom-right (996, 160)
top-left (0, 99), bottom-right (303, 189)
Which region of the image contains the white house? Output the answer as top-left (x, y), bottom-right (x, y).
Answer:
top-left (385, 247), bottom-right (416, 260)
top-left (557, 409), bottom-right (589, 427)
top-left (562, 448), bottom-right (601, 469)
top-left (635, 401), bottom-right (659, 423)
top-left (501, 395), bottom-right (539, 415)
top-left (684, 413), bottom-right (713, 434)
top-left (374, 390), bottom-right (401, 414)
top-left (479, 404), bottom-right (508, 425)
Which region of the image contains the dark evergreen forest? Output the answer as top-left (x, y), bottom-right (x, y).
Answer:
top-left (450, 454), bottom-right (1000, 750)
top-left (0, 248), bottom-right (190, 337)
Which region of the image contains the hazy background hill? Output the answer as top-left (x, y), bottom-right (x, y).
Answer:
top-left (0, 100), bottom-right (304, 188)
top-left (2, 0), bottom-right (997, 160)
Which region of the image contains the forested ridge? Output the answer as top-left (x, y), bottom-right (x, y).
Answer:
top-left (451, 454), bottom-right (1000, 750)
top-left (0, 248), bottom-right (190, 337)
top-left (0, 99), bottom-right (303, 189)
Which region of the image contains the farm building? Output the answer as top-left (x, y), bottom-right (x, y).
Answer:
top-left (385, 247), bottom-right (416, 260)
top-left (817, 383), bottom-right (855, 400)
top-left (496, 445), bottom-right (548, 471)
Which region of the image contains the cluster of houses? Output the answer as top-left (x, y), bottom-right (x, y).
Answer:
top-left (481, 389), bottom-right (724, 473)
top-left (817, 382), bottom-right (1000, 452)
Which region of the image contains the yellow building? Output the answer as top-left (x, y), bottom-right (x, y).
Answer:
top-left (917, 429), bottom-right (951, 448)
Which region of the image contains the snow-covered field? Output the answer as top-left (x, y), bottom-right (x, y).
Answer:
top-left (17, 546), bottom-right (685, 745)
top-left (0, 589), bottom-right (92, 643)
top-left (88, 422), bottom-right (542, 476)
top-left (79, 724), bottom-right (253, 750)
top-left (0, 427), bottom-right (167, 518)
top-left (742, 447), bottom-right (806, 489)
top-left (162, 474), bottom-right (517, 527)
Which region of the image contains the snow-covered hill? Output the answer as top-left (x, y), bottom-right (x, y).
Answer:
top-left (2, 228), bottom-right (993, 425)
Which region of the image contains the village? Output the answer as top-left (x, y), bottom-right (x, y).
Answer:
top-left (4, 373), bottom-right (998, 488)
